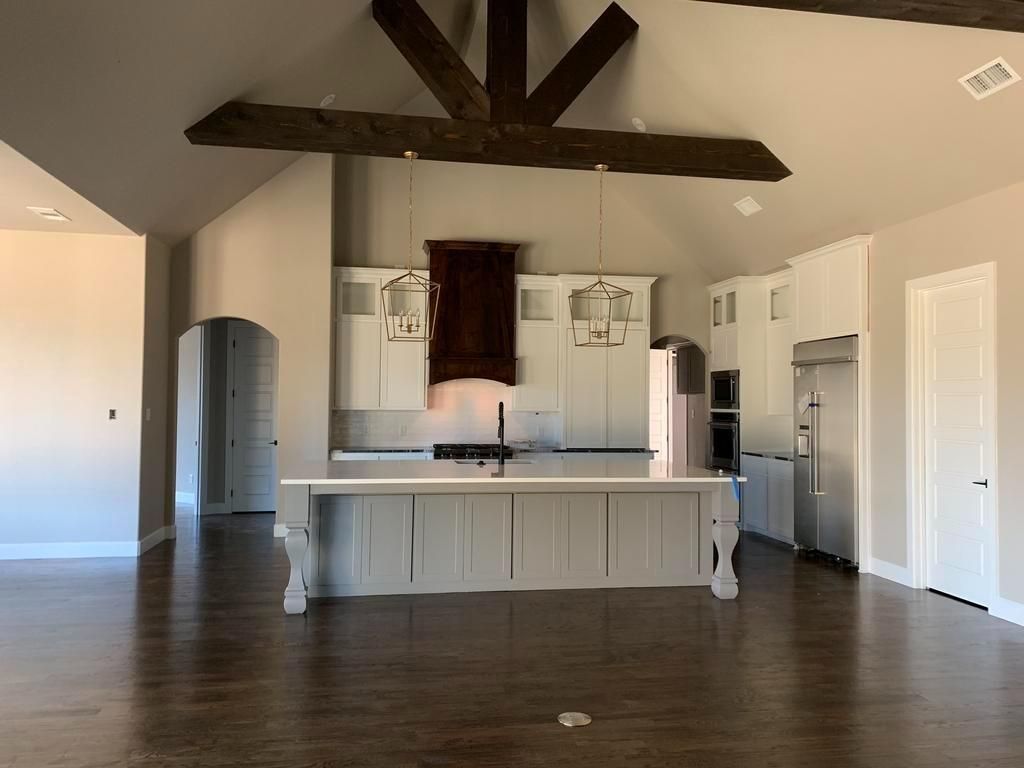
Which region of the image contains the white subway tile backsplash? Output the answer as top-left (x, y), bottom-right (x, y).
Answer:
top-left (331, 379), bottom-right (561, 448)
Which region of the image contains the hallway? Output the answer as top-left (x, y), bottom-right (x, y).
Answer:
top-left (1, 514), bottom-right (1022, 767)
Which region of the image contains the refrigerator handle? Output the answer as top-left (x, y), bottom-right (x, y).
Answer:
top-left (809, 392), bottom-right (824, 496)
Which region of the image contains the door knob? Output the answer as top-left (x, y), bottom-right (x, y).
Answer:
top-left (269, 440), bottom-right (279, 446)
top-left (972, 479), bottom-right (988, 488)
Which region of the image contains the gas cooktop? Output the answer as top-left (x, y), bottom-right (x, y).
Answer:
top-left (433, 443), bottom-right (512, 460)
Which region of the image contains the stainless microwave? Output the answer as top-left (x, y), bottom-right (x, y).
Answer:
top-left (710, 369), bottom-right (739, 410)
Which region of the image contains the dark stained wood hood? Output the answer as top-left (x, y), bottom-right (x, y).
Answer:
top-left (426, 240), bottom-right (519, 386)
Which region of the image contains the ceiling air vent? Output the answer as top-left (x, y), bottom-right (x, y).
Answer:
top-left (26, 206), bottom-right (71, 222)
top-left (733, 196), bottom-right (763, 217)
top-left (959, 57), bottom-right (1021, 100)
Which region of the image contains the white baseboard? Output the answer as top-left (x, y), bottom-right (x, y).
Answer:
top-left (138, 525), bottom-right (176, 555)
top-left (273, 524), bottom-right (287, 538)
top-left (175, 491), bottom-right (196, 505)
top-left (0, 525), bottom-right (177, 560)
top-left (0, 540), bottom-right (139, 559)
top-left (989, 595), bottom-right (1024, 627)
top-left (866, 557), bottom-right (914, 588)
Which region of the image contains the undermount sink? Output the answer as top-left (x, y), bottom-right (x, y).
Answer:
top-left (454, 459), bottom-right (534, 465)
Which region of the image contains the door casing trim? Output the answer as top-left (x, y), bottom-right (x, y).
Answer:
top-left (905, 262), bottom-right (998, 604)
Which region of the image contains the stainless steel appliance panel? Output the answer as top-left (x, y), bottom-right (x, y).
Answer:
top-left (710, 369), bottom-right (740, 410)
top-left (708, 411), bottom-right (740, 473)
top-left (816, 361), bottom-right (859, 561)
top-left (792, 335), bottom-right (859, 563)
top-left (793, 364), bottom-right (818, 549)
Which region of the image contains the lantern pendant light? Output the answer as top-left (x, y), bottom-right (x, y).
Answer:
top-left (568, 164), bottom-right (633, 347)
top-left (381, 151), bottom-right (440, 343)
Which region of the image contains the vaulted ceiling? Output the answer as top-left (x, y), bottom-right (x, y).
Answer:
top-left (2, 0), bottom-right (1024, 279)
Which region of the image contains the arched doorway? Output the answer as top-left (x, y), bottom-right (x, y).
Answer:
top-left (173, 318), bottom-right (280, 520)
top-left (650, 335), bottom-right (707, 471)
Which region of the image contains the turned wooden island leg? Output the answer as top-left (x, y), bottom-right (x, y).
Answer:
top-left (281, 483), bottom-right (312, 615)
top-left (283, 525), bottom-right (309, 615)
top-left (711, 485), bottom-right (740, 600)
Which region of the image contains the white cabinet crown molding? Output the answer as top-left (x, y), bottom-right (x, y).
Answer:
top-left (785, 234), bottom-right (872, 267)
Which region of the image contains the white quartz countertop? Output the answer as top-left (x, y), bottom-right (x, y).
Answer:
top-left (283, 457), bottom-right (744, 486)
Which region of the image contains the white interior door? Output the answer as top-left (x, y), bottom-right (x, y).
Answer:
top-left (923, 277), bottom-right (995, 606)
top-left (649, 350), bottom-right (668, 456)
top-left (230, 321), bottom-right (279, 513)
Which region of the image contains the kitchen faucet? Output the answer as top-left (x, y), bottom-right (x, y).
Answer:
top-left (498, 401), bottom-right (505, 466)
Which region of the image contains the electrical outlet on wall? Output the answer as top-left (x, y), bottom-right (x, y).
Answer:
top-left (145, 407), bottom-right (152, 422)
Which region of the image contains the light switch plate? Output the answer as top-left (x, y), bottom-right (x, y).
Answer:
top-left (109, 409), bottom-right (117, 420)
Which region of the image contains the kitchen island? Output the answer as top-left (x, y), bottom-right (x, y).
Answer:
top-left (279, 458), bottom-right (743, 614)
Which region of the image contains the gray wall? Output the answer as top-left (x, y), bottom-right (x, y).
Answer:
top-left (333, 155), bottom-right (713, 347)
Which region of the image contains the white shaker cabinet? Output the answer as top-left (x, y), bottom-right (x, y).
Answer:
top-left (608, 493), bottom-right (700, 580)
top-left (767, 459), bottom-right (794, 543)
top-left (564, 331), bottom-right (609, 448)
top-left (513, 493), bottom-right (608, 583)
top-left (788, 236), bottom-right (870, 343)
top-left (510, 276), bottom-right (561, 412)
top-left (314, 497), bottom-right (363, 587)
top-left (361, 495), bottom-right (413, 584)
top-left (337, 320), bottom-right (381, 410)
top-left (739, 455), bottom-right (794, 544)
top-left (413, 495), bottom-right (464, 584)
top-left (379, 327), bottom-right (426, 409)
top-left (560, 494), bottom-right (607, 579)
top-left (463, 494), bottom-right (513, 583)
top-left (740, 454), bottom-right (769, 534)
top-left (513, 494), bottom-right (562, 581)
top-left (607, 330), bottom-right (650, 448)
top-left (411, 494), bottom-right (513, 586)
top-left (564, 328), bottom-right (648, 449)
top-left (334, 267), bottom-right (427, 411)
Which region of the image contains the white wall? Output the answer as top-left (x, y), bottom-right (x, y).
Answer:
top-left (869, 180), bottom-right (1024, 608)
top-left (174, 325), bottom-right (201, 505)
top-left (171, 154), bottom-right (334, 518)
top-left (0, 230), bottom-right (149, 554)
top-left (138, 235), bottom-right (171, 540)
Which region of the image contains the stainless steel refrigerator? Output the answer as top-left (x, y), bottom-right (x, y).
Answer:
top-left (792, 336), bottom-right (859, 563)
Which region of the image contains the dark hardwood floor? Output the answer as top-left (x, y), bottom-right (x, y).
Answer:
top-left (2, 514), bottom-right (1022, 767)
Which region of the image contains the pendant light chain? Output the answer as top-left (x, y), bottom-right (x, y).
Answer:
top-left (597, 164), bottom-right (604, 279)
top-left (405, 150), bottom-right (417, 272)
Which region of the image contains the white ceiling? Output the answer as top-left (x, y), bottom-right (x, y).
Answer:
top-left (0, 140), bottom-right (131, 235)
top-left (3, 0), bottom-right (1024, 278)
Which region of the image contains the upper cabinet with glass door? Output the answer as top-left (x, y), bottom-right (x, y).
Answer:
top-left (517, 276), bottom-right (560, 327)
top-left (711, 289), bottom-right (738, 328)
top-left (336, 268), bottom-right (382, 322)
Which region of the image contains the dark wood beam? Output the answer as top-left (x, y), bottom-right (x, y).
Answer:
top-left (696, 0), bottom-right (1024, 34)
top-left (525, 3), bottom-right (638, 127)
top-left (487, 0), bottom-right (528, 122)
top-left (372, 0), bottom-right (490, 121)
top-left (185, 102), bottom-right (791, 181)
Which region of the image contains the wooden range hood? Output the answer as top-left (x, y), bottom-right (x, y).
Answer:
top-left (426, 240), bottom-right (518, 386)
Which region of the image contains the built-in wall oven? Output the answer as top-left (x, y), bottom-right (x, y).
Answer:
top-left (710, 369), bottom-right (740, 410)
top-left (708, 411), bottom-right (740, 473)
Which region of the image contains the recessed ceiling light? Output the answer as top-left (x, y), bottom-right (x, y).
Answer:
top-left (631, 117), bottom-right (647, 132)
top-left (27, 206), bottom-right (71, 222)
top-left (733, 196), bottom-right (763, 217)
top-left (319, 93), bottom-right (336, 108)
